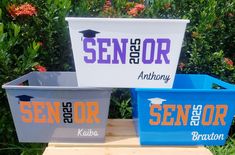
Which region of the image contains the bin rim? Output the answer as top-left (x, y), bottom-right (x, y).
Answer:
top-left (133, 74), bottom-right (235, 92)
top-left (65, 17), bottom-right (190, 24)
top-left (2, 71), bottom-right (112, 91)
top-left (133, 88), bottom-right (235, 93)
top-left (3, 85), bottom-right (113, 91)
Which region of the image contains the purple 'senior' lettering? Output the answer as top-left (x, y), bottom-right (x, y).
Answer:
top-left (112, 39), bottom-right (128, 64)
top-left (97, 38), bottom-right (111, 64)
top-left (155, 39), bottom-right (170, 64)
top-left (83, 38), bottom-right (96, 63)
top-left (142, 39), bottom-right (155, 64)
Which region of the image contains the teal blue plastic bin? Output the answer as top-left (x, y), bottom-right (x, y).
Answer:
top-left (131, 74), bottom-right (235, 145)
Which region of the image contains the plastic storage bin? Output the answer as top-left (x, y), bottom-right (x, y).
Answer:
top-left (2, 72), bottom-right (112, 143)
top-left (66, 17), bottom-right (189, 88)
top-left (131, 74), bottom-right (235, 145)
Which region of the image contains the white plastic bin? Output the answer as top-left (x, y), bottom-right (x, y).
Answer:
top-left (66, 17), bottom-right (189, 88)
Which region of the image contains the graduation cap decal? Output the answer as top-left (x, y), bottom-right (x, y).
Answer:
top-left (16, 95), bottom-right (34, 104)
top-left (79, 29), bottom-right (100, 38)
top-left (148, 98), bottom-right (166, 107)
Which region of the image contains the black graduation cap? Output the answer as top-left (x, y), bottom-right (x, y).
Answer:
top-left (79, 29), bottom-right (100, 38)
top-left (16, 95), bottom-right (34, 104)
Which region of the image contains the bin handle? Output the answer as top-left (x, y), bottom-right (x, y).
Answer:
top-left (209, 76), bottom-right (235, 89)
top-left (2, 72), bottom-right (33, 88)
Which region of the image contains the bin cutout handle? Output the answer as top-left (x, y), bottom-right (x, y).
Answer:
top-left (2, 72), bottom-right (33, 88)
top-left (208, 76), bottom-right (235, 90)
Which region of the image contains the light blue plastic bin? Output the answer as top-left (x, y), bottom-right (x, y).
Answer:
top-left (131, 74), bottom-right (235, 145)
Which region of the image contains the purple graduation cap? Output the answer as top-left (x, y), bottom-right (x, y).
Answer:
top-left (16, 95), bottom-right (34, 104)
top-left (79, 29), bottom-right (100, 38)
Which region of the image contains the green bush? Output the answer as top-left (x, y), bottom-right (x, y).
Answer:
top-left (0, 0), bottom-right (234, 155)
top-left (178, 0), bottom-right (235, 84)
top-left (0, 0), bottom-right (71, 154)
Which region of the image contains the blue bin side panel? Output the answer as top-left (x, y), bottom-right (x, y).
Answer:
top-left (133, 74), bottom-right (235, 145)
top-left (173, 74), bottom-right (206, 89)
top-left (131, 89), bottom-right (140, 136)
top-left (139, 91), bottom-right (235, 145)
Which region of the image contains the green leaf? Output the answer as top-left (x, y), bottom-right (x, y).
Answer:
top-left (0, 33), bottom-right (7, 42)
top-left (47, 0), bottom-right (52, 5)
top-left (33, 42), bottom-right (40, 51)
top-left (11, 22), bottom-right (20, 37)
top-left (0, 8), bottom-right (2, 21)
top-left (0, 23), bottom-right (4, 35)
top-left (31, 62), bottom-right (39, 68)
top-left (199, 0), bottom-right (204, 3)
